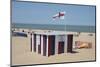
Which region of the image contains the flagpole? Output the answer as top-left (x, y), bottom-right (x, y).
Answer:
top-left (53, 11), bottom-right (66, 32)
top-left (64, 20), bottom-right (66, 36)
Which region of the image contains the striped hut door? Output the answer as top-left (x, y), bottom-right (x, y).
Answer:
top-left (48, 35), bottom-right (55, 56)
top-left (43, 35), bottom-right (47, 56)
top-left (67, 35), bottom-right (73, 53)
top-left (34, 34), bottom-right (36, 52)
top-left (30, 33), bottom-right (32, 52)
top-left (58, 41), bottom-right (64, 54)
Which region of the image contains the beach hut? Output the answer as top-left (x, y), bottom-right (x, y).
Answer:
top-left (30, 31), bottom-right (77, 57)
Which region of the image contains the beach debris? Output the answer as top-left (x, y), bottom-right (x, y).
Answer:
top-left (12, 32), bottom-right (27, 37)
top-left (75, 41), bottom-right (92, 49)
top-left (88, 34), bottom-right (93, 36)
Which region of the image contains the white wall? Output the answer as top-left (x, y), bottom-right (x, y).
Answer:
top-left (46, 36), bottom-right (48, 56)
top-left (55, 35), bottom-right (68, 54)
top-left (36, 35), bottom-right (40, 53)
top-left (64, 35), bottom-right (67, 53)
top-left (55, 35), bottom-right (58, 54)
top-left (31, 34), bottom-right (34, 52)
top-left (41, 35), bottom-right (44, 55)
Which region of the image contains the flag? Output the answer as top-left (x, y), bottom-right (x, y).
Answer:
top-left (53, 11), bottom-right (66, 20)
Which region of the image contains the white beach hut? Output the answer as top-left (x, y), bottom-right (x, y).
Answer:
top-left (30, 31), bottom-right (78, 57)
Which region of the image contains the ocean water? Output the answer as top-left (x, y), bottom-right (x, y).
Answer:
top-left (12, 23), bottom-right (95, 33)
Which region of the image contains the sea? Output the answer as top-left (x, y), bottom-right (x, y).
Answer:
top-left (12, 23), bottom-right (95, 33)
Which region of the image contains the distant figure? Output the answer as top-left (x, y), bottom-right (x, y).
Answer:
top-left (28, 32), bottom-right (30, 34)
top-left (30, 33), bottom-right (32, 36)
top-left (22, 30), bottom-right (24, 32)
top-left (88, 34), bottom-right (93, 36)
top-left (78, 32), bottom-right (80, 35)
top-left (77, 32), bottom-right (81, 36)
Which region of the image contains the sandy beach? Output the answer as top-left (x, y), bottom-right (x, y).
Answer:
top-left (11, 28), bottom-right (96, 66)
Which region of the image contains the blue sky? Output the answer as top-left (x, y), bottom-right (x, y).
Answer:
top-left (12, 1), bottom-right (96, 26)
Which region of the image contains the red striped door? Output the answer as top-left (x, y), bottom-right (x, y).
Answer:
top-left (67, 35), bottom-right (73, 53)
top-left (34, 34), bottom-right (36, 52)
top-left (43, 35), bottom-right (47, 56)
top-left (48, 35), bottom-right (55, 56)
top-left (58, 42), bottom-right (64, 54)
top-left (30, 34), bottom-right (32, 52)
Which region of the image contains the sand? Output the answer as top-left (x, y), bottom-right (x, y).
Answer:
top-left (11, 29), bottom-right (96, 66)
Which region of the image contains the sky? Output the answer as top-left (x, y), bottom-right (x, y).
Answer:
top-left (12, 0), bottom-right (96, 26)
